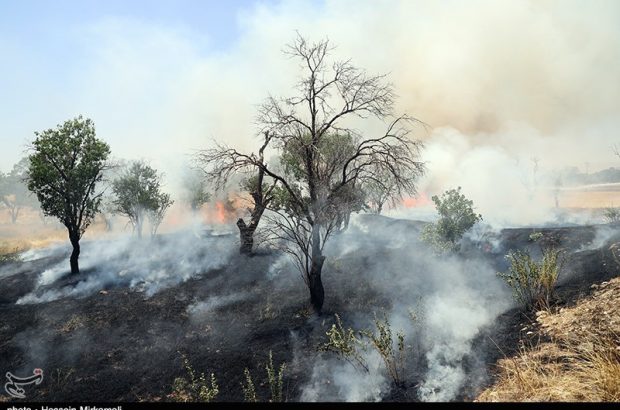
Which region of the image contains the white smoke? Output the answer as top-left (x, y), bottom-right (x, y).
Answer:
top-left (301, 352), bottom-right (389, 402)
top-left (578, 224), bottom-right (618, 252)
top-left (187, 291), bottom-right (250, 320)
top-left (3, 0), bottom-right (618, 216)
top-left (298, 215), bottom-right (513, 402)
top-left (16, 228), bottom-right (235, 304)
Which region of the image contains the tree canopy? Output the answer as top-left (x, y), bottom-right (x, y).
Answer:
top-left (421, 187), bottom-right (483, 253)
top-left (112, 160), bottom-right (173, 238)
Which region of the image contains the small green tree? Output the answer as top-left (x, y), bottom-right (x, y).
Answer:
top-left (182, 167), bottom-right (210, 213)
top-left (147, 191), bottom-right (173, 237)
top-left (27, 116), bottom-right (111, 274)
top-left (421, 187), bottom-right (482, 253)
top-left (0, 158), bottom-right (38, 223)
top-left (111, 161), bottom-right (172, 238)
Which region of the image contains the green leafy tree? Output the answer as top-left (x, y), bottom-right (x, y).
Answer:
top-left (0, 158), bottom-right (38, 223)
top-left (26, 116), bottom-right (111, 274)
top-left (421, 187), bottom-right (482, 253)
top-left (147, 191), bottom-right (174, 237)
top-left (111, 161), bottom-right (173, 238)
top-left (182, 167), bottom-right (211, 212)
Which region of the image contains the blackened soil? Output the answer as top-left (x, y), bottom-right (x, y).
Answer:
top-left (459, 223), bottom-right (620, 400)
top-left (0, 219), bottom-right (619, 402)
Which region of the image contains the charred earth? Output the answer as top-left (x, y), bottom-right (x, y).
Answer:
top-left (1, 215), bottom-right (619, 402)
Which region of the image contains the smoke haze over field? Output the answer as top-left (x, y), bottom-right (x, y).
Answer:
top-left (2, 3), bottom-right (620, 401)
top-left (2, 0), bottom-right (619, 225)
top-left (13, 229), bottom-right (235, 304)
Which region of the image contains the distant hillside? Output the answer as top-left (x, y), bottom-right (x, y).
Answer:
top-left (557, 167), bottom-right (620, 187)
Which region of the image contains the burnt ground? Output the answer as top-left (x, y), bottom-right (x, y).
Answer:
top-left (1, 216), bottom-right (619, 402)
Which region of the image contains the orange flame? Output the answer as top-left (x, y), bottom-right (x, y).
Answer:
top-left (215, 201), bottom-right (226, 224)
top-left (402, 192), bottom-right (431, 208)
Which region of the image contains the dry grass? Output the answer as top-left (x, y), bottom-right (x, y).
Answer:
top-left (477, 277), bottom-right (620, 402)
top-left (562, 190), bottom-right (620, 209)
top-left (59, 315), bottom-right (86, 334)
top-left (478, 338), bottom-right (619, 401)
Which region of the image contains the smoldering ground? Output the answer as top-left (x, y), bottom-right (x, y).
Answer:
top-left (2, 214), bottom-right (618, 402)
top-left (13, 228), bottom-right (236, 304)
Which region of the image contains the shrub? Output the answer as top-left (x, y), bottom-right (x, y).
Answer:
top-left (0, 245), bottom-right (20, 265)
top-left (320, 313), bottom-right (410, 387)
top-left (241, 368), bottom-right (257, 403)
top-left (360, 315), bottom-right (407, 387)
top-left (603, 206), bottom-right (620, 223)
top-left (421, 187), bottom-right (482, 253)
top-left (529, 231), bottom-right (544, 242)
top-left (265, 351), bottom-right (286, 402)
top-left (170, 353), bottom-right (219, 402)
top-left (319, 313), bottom-right (368, 371)
top-left (498, 248), bottom-right (563, 309)
top-left (241, 351), bottom-right (286, 402)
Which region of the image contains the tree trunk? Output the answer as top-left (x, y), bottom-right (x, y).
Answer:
top-left (136, 219), bottom-right (143, 239)
top-left (308, 224), bottom-right (325, 314)
top-left (103, 214), bottom-right (112, 231)
top-left (68, 229), bottom-right (80, 274)
top-left (309, 254), bottom-right (325, 314)
top-left (10, 207), bottom-right (18, 223)
top-left (343, 212), bottom-right (351, 231)
top-left (237, 218), bottom-right (254, 255)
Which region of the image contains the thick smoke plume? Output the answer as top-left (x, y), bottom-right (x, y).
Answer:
top-left (2, 0), bottom-right (618, 225)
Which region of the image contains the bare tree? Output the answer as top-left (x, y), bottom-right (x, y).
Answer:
top-left (613, 144), bottom-right (620, 160)
top-left (197, 34), bottom-right (425, 313)
top-left (196, 132), bottom-right (280, 254)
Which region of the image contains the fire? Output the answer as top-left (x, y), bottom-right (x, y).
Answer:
top-left (215, 201), bottom-right (226, 224)
top-left (402, 192), bottom-right (431, 208)
top-left (203, 196), bottom-right (244, 225)
top-left (158, 194), bottom-right (247, 226)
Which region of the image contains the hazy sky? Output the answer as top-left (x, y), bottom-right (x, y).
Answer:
top-left (1, 0), bottom-right (619, 220)
top-left (0, 0), bottom-right (284, 171)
